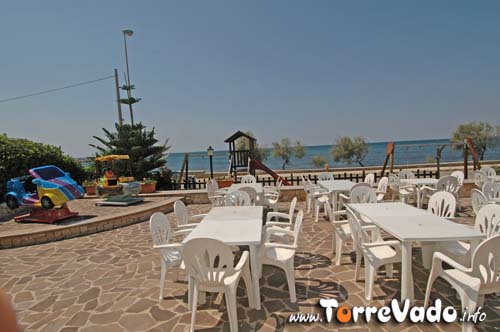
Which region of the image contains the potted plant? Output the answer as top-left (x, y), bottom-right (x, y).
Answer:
top-left (83, 180), bottom-right (97, 195)
top-left (216, 175), bottom-right (233, 188)
top-left (141, 179), bottom-right (157, 193)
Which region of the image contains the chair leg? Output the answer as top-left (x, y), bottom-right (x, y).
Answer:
top-left (462, 289), bottom-right (480, 332)
top-left (354, 251), bottom-right (362, 281)
top-left (424, 265), bottom-right (440, 307)
top-left (385, 264), bottom-right (393, 278)
top-left (285, 260), bottom-right (296, 303)
top-left (365, 264), bottom-right (376, 301)
top-left (315, 202), bottom-right (320, 222)
top-left (159, 260), bottom-right (167, 300)
top-left (189, 283), bottom-right (198, 332)
top-left (241, 263), bottom-right (255, 309)
top-left (224, 286), bottom-right (239, 332)
top-left (335, 234), bottom-right (343, 265)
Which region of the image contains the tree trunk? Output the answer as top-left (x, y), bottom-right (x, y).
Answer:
top-left (358, 161), bottom-right (365, 167)
top-left (282, 162), bottom-right (286, 170)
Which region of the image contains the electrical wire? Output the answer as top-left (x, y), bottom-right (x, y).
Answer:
top-left (0, 75), bottom-right (114, 103)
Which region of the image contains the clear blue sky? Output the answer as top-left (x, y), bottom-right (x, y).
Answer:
top-left (1, 1), bottom-right (499, 156)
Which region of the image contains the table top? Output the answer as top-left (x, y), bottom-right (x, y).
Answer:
top-left (228, 183), bottom-right (264, 194)
top-left (489, 175), bottom-right (500, 182)
top-left (347, 202), bottom-right (484, 242)
top-left (401, 178), bottom-right (438, 186)
top-left (318, 180), bottom-right (355, 192)
top-left (182, 206), bottom-right (263, 246)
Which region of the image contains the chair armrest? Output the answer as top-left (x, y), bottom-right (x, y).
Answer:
top-left (153, 243), bottom-right (182, 250)
top-left (264, 192), bottom-right (279, 199)
top-left (264, 242), bottom-right (297, 250)
top-left (265, 227), bottom-right (295, 241)
top-left (175, 224), bottom-right (197, 230)
top-left (265, 221), bottom-right (292, 229)
top-left (234, 251), bottom-right (249, 271)
top-left (266, 212), bottom-right (290, 222)
top-left (172, 228), bottom-right (194, 237)
top-left (432, 251), bottom-right (472, 273)
top-left (364, 240), bottom-right (401, 249)
top-left (338, 193), bottom-right (350, 201)
top-left (208, 194), bottom-right (225, 199)
top-left (190, 214), bottom-right (207, 221)
top-left (400, 185), bottom-right (416, 190)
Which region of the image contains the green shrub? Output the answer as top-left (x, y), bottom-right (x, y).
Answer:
top-left (0, 134), bottom-right (88, 202)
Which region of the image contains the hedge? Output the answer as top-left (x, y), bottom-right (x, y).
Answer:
top-left (0, 134), bottom-right (88, 203)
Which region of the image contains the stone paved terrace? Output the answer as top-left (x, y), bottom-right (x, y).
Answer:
top-left (0, 201), bottom-right (499, 332)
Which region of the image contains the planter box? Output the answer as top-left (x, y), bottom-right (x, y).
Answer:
top-left (141, 183), bottom-right (157, 193)
top-left (217, 179), bottom-right (233, 188)
top-left (84, 185), bottom-right (96, 195)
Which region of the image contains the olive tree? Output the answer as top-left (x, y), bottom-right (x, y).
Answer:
top-left (330, 136), bottom-right (369, 167)
top-left (451, 122), bottom-right (500, 160)
top-left (311, 155), bottom-right (328, 169)
top-left (272, 138), bottom-right (306, 170)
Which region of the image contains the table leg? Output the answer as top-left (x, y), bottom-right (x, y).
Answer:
top-left (249, 244), bottom-right (261, 310)
top-left (401, 241), bottom-right (414, 302)
top-left (416, 187), bottom-right (421, 209)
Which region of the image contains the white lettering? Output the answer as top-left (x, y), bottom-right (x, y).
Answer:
top-left (319, 299), bottom-right (338, 323)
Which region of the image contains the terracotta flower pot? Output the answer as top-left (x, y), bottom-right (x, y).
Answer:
top-left (84, 185), bottom-right (96, 195)
top-left (217, 179), bottom-right (233, 188)
top-left (141, 183), bottom-right (156, 193)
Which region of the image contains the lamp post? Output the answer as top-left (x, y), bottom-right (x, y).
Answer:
top-left (120, 29), bottom-right (141, 126)
top-left (207, 146), bottom-right (214, 179)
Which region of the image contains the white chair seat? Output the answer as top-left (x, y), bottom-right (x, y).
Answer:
top-left (264, 247), bottom-right (295, 261)
top-left (366, 245), bottom-right (399, 262)
top-left (441, 269), bottom-right (481, 291)
top-left (436, 240), bottom-right (470, 259)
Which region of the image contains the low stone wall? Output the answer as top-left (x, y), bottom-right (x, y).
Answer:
top-left (0, 197), bottom-right (180, 249)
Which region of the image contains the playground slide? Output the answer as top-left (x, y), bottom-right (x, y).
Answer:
top-left (250, 158), bottom-right (292, 185)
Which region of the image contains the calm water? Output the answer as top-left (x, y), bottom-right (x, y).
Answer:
top-left (166, 139), bottom-right (500, 172)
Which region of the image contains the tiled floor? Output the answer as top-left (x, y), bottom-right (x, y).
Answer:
top-left (0, 201), bottom-right (498, 331)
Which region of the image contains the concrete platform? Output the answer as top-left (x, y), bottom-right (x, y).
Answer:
top-left (0, 196), bottom-right (181, 249)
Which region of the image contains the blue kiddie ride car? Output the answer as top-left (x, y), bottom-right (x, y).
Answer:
top-left (5, 165), bottom-right (85, 210)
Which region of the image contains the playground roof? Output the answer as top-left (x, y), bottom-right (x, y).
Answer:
top-left (95, 155), bottom-right (130, 162)
top-left (224, 131), bottom-right (256, 143)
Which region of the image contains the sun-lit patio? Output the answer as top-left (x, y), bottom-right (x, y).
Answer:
top-left (1, 194), bottom-right (499, 331)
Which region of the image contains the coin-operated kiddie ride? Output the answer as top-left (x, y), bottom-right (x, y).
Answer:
top-left (5, 165), bottom-right (85, 223)
top-left (94, 155), bottom-right (143, 206)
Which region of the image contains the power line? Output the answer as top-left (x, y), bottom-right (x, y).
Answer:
top-left (0, 75), bottom-right (114, 103)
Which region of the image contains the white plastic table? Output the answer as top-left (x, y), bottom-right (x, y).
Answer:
top-left (182, 206), bottom-right (263, 309)
top-left (318, 180), bottom-right (356, 218)
top-left (401, 178), bottom-right (438, 208)
top-left (347, 202), bottom-right (484, 302)
top-left (489, 175), bottom-right (500, 182)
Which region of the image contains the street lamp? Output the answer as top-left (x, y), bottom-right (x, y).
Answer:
top-left (120, 29), bottom-right (141, 126)
top-left (207, 146), bottom-right (214, 179)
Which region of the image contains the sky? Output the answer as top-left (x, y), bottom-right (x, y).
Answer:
top-left (1, 1), bottom-right (500, 156)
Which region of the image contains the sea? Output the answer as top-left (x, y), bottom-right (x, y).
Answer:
top-left (166, 139), bottom-right (500, 173)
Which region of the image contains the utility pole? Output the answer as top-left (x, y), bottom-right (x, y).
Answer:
top-left (114, 69), bottom-right (123, 126)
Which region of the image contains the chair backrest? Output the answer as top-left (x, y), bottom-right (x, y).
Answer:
top-left (450, 171), bottom-right (464, 186)
top-left (388, 173), bottom-right (400, 190)
top-left (346, 207), bottom-right (369, 249)
top-left (364, 173), bottom-right (375, 187)
top-left (224, 190), bottom-right (251, 206)
top-left (427, 192), bottom-right (456, 218)
top-left (174, 200), bottom-right (189, 226)
top-left (207, 179), bottom-right (219, 196)
top-left (350, 185), bottom-right (377, 204)
top-left (481, 166), bottom-right (497, 177)
top-left (482, 182), bottom-right (495, 201)
top-left (435, 175), bottom-right (459, 194)
top-left (470, 234), bottom-right (500, 293)
top-left (238, 186), bottom-right (257, 204)
top-left (291, 210), bottom-right (304, 247)
top-left (475, 204), bottom-right (500, 238)
top-left (182, 238), bottom-right (236, 288)
top-left (377, 177), bottom-right (389, 194)
top-left (149, 212), bottom-right (171, 246)
top-left (241, 175), bottom-right (256, 184)
top-left (471, 189), bottom-right (488, 215)
top-left (318, 172), bottom-right (334, 181)
top-left (398, 170), bottom-right (415, 180)
top-left (474, 170), bottom-right (489, 189)
top-left (288, 197), bottom-right (298, 219)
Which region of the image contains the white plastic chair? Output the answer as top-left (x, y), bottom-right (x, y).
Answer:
top-left (174, 200), bottom-right (207, 230)
top-left (388, 173), bottom-right (417, 204)
top-left (260, 210), bottom-right (304, 303)
top-left (183, 238), bottom-right (254, 332)
top-left (224, 190), bottom-right (251, 206)
top-left (398, 169), bottom-right (415, 180)
top-left (436, 204), bottom-right (500, 268)
top-left (471, 189), bottom-right (488, 215)
top-left (346, 208), bottom-right (401, 300)
top-left (207, 179), bottom-right (225, 207)
top-left (376, 177), bottom-right (388, 203)
top-left (240, 175), bottom-right (256, 184)
top-left (425, 234), bottom-right (500, 332)
top-left (149, 212), bottom-right (191, 299)
top-left (318, 172), bottom-right (334, 181)
top-left (326, 185), bottom-right (377, 265)
top-left (427, 191), bottom-right (456, 218)
top-left (263, 181), bottom-right (282, 211)
top-left (421, 175), bottom-right (459, 205)
top-left (482, 181), bottom-right (500, 203)
top-left (238, 186), bottom-right (258, 205)
top-left (481, 166), bottom-right (497, 177)
top-left (450, 171), bottom-right (465, 209)
top-left (264, 178), bottom-right (282, 194)
top-left (474, 170), bottom-right (489, 189)
top-left (364, 173), bottom-right (375, 187)
top-left (266, 197), bottom-right (297, 229)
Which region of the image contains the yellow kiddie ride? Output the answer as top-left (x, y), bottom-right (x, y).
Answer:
top-left (94, 155), bottom-right (143, 206)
